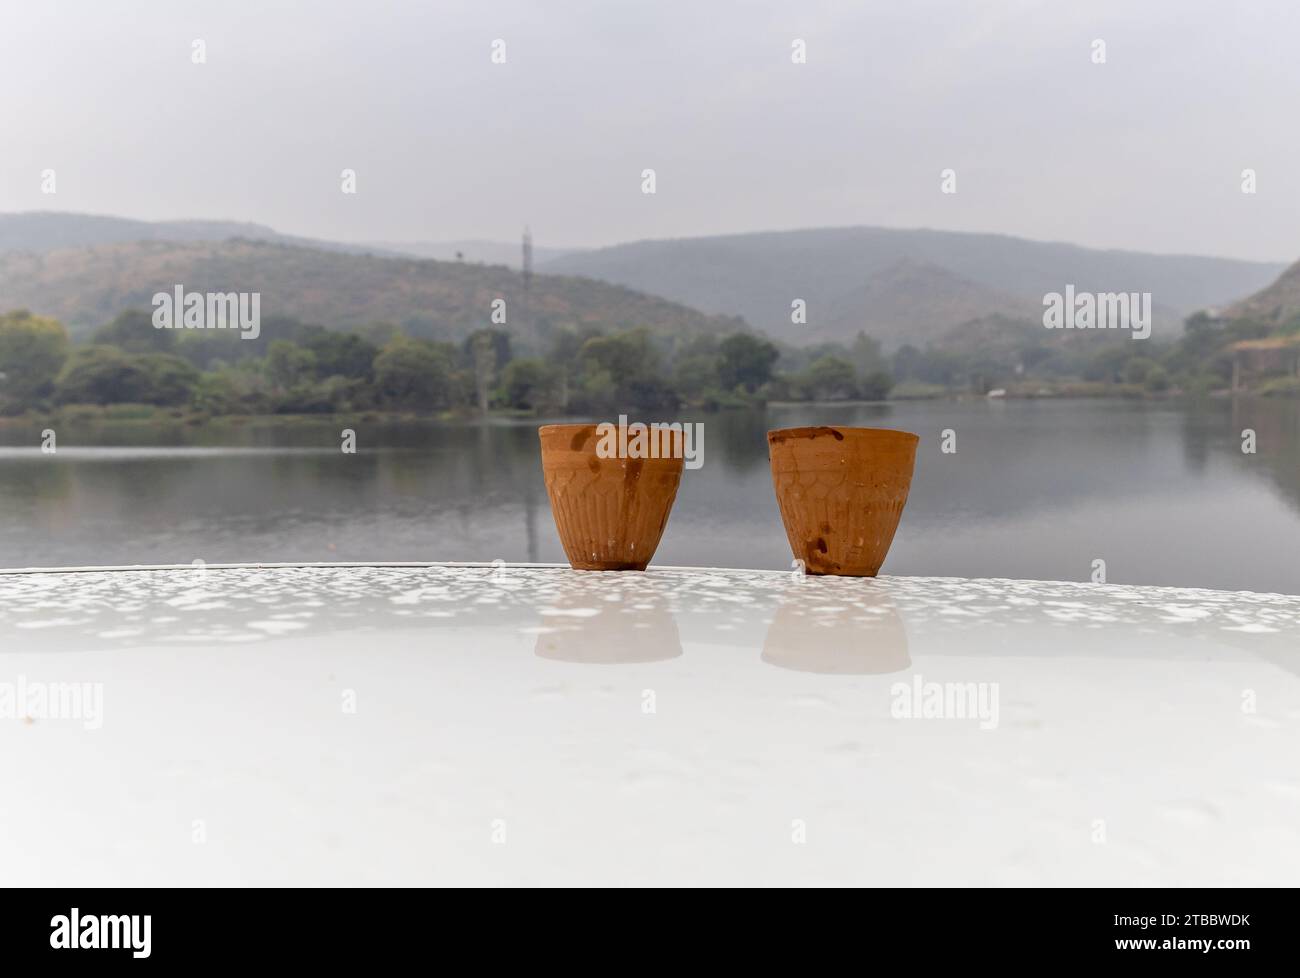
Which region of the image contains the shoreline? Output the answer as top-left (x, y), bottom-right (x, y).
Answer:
top-left (0, 388), bottom-right (1288, 428)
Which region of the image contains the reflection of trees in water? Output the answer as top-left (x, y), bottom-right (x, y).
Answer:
top-left (708, 409), bottom-right (773, 475)
top-left (0, 421), bottom-right (552, 564)
top-left (1183, 397), bottom-right (1300, 517)
top-left (0, 455), bottom-right (203, 525)
top-left (710, 404), bottom-right (900, 476)
top-left (8, 405), bottom-right (1300, 571)
top-left (0, 461), bottom-right (74, 536)
top-left (1178, 398), bottom-right (1217, 474)
top-left (1232, 398), bottom-right (1300, 515)
top-left (381, 423), bottom-right (546, 553)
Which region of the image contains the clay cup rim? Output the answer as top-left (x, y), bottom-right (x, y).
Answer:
top-left (539, 423), bottom-right (687, 468)
top-left (767, 426), bottom-right (919, 448)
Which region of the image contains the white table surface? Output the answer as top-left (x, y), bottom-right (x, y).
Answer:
top-left (1, 562), bottom-right (1297, 886)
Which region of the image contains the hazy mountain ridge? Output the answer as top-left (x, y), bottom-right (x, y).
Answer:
top-left (817, 259), bottom-right (1039, 348)
top-left (1, 212), bottom-right (1288, 352)
top-left (1225, 258), bottom-right (1300, 325)
top-left (0, 211), bottom-right (407, 259)
top-left (0, 212), bottom-right (580, 271)
top-left (0, 238), bottom-right (745, 343)
top-left (542, 226), bottom-right (1286, 348)
top-left (365, 239), bottom-right (584, 268)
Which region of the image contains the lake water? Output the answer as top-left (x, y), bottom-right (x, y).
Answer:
top-left (1, 398), bottom-right (1297, 594)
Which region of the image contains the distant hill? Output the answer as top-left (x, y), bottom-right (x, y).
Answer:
top-left (365, 239), bottom-right (585, 269)
top-left (542, 226), bottom-right (1286, 349)
top-left (4, 212), bottom-right (1284, 354)
top-left (0, 212), bottom-right (582, 270)
top-left (818, 259), bottom-right (1039, 349)
top-left (0, 239), bottom-right (745, 344)
top-left (0, 211), bottom-right (401, 258)
top-left (1225, 258), bottom-right (1300, 326)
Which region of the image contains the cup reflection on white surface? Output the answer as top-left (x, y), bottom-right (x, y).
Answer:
top-left (761, 586), bottom-right (910, 675)
top-left (533, 593), bottom-right (682, 664)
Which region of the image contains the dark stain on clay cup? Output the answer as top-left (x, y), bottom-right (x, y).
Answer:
top-left (767, 426), bottom-right (919, 577)
top-left (539, 423), bottom-right (684, 571)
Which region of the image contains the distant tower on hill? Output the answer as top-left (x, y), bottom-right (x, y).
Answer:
top-left (522, 226), bottom-right (533, 287)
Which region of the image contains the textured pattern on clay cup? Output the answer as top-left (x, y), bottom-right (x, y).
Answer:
top-left (539, 423), bottom-right (684, 571)
top-left (767, 426), bottom-right (919, 577)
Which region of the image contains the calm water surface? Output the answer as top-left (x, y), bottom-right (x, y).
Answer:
top-left (1, 399), bottom-right (1297, 593)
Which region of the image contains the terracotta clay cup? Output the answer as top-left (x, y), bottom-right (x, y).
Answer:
top-left (539, 423), bottom-right (684, 571)
top-left (767, 426), bottom-right (919, 577)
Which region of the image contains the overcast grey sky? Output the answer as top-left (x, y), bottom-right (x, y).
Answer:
top-left (2, 0), bottom-right (1297, 261)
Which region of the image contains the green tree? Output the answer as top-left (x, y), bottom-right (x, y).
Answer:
top-left (266, 340), bottom-right (317, 390)
top-left (199, 363), bottom-right (272, 414)
top-left (464, 329), bottom-right (509, 413)
top-left (578, 329), bottom-right (655, 380)
top-left (361, 321), bottom-right (403, 347)
top-left (717, 332), bottom-right (779, 393)
top-left (138, 354), bottom-right (201, 405)
top-left (0, 309), bottom-right (70, 405)
top-left (892, 344), bottom-right (960, 386)
top-left (671, 352), bottom-right (722, 403)
top-left (373, 337), bottom-right (454, 410)
top-left (848, 331), bottom-right (888, 377)
top-left (1122, 356), bottom-right (1157, 385)
top-left (191, 371), bottom-right (244, 415)
top-left (575, 328), bottom-right (676, 411)
top-left (1083, 345), bottom-right (1134, 383)
top-left (302, 331), bottom-right (379, 380)
top-left (858, 370), bottom-right (894, 401)
top-left (574, 363), bottom-right (617, 412)
top-left (53, 348), bottom-right (198, 406)
top-left (175, 330), bottom-right (260, 370)
top-left (800, 355), bottom-right (858, 400)
top-left (92, 310), bottom-right (177, 353)
top-left (500, 358), bottom-right (559, 411)
top-left (1144, 364), bottom-right (1170, 392)
top-left (545, 324), bottom-right (604, 411)
top-left (54, 346), bottom-right (152, 404)
top-left (277, 375), bottom-right (361, 414)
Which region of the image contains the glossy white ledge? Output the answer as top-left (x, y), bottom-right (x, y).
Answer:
top-left (1, 563), bottom-right (1297, 886)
